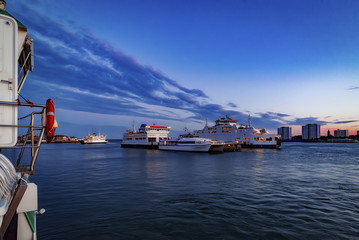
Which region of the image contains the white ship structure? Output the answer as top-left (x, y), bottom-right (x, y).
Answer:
top-left (121, 124), bottom-right (171, 149)
top-left (159, 138), bottom-right (225, 152)
top-left (193, 116), bottom-right (281, 149)
top-left (81, 133), bottom-right (108, 144)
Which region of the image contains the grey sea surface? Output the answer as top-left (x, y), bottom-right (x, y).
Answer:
top-left (7, 141), bottom-right (359, 239)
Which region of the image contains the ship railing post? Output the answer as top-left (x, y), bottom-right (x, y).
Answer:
top-left (31, 113), bottom-right (34, 159)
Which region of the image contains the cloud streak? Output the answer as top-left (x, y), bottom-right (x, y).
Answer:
top-left (348, 86), bottom-right (359, 90)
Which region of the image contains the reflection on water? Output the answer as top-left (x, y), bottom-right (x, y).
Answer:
top-left (7, 141), bottom-right (359, 240)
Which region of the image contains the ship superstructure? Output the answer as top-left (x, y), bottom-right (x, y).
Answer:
top-left (193, 116), bottom-right (281, 149)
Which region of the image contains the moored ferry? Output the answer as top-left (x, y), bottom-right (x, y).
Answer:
top-left (81, 132), bottom-right (108, 144)
top-left (193, 116), bottom-right (281, 149)
top-left (121, 124), bottom-right (171, 149)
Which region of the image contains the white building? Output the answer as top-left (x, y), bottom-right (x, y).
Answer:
top-left (334, 129), bottom-right (348, 138)
top-left (278, 127), bottom-right (292, 140)
top-left (302, 124), bottom-right (320, 140)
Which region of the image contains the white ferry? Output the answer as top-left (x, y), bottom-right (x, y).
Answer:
top-left (81, 132), bottom-right (108, 144)
top-left (121, 124), bottom-right (171, 149)
top-left (159, 137), bottom-right (225, 152)
top-left (0, 1), bottom-right (49, 238)
top-left (193, 116), bottom-right (281, 149)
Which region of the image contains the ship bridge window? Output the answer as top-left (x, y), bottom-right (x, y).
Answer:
top-left (136, 137), bottom-right (146, 140)
top-left (222, 130), bottom-right (232, 133)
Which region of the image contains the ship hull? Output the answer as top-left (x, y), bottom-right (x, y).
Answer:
top-left (159, 144), bottom-right (211, 152)
top-left (121, 143), bottom-right (159, 149)
top-left (241, 144), bottom-right (280, 149)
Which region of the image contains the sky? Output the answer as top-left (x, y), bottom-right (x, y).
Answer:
top-left (8, 0), bottom-right (359, 138)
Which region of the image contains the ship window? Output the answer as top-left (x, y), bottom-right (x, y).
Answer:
top-left (179, 141), bottom-right (196, 144)
top-left (266, 137), bottom-right (272, 141)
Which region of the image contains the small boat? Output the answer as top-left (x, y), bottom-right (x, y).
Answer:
top-left (159, 138), bottom-right (214, 152)
top-left (81, 132), bottom-right (108, 144)
top-left (178, 133), bottom-right (225, 152)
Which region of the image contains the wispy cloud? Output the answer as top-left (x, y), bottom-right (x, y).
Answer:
top-left (348, 86), bottom-right (359, 90)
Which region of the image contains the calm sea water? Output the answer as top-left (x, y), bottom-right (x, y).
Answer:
top-left (4, 142), bottom-right (359, 239)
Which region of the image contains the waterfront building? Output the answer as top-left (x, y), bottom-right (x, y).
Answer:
top-left (302, 124), bottom-right (320, 140)
top-left (334, 129), bottom-right (348, 138)
top-left (278, 127), bottom-right (292, 140)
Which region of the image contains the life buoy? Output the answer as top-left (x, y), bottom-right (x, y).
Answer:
top-left (45, 99), bottom-right (55, 142)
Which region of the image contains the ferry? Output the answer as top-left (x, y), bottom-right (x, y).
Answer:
top-left (193, 116), bottom-right (281, 149)
top-left (0, 1), bottom-right (50, 238)
top-left (121, 124), bottom-right (171, 149)
top-left (81, 132), bottom-right (108, 144)
top-left (159, 138), bottom-right (225, 152)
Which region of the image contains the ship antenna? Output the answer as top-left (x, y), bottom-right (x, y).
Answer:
top-left (248, 114), bottom-right (251, 128)
top-left (132, 120), bottom-right (135, 132)
top-left (205, 118), bottom-right (208, 127)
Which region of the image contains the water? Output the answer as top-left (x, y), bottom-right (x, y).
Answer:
top-left (5, 142), bottom-right (359, 239)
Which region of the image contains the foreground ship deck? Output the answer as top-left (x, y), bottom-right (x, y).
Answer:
top-left (0, 2), bottom-right (49, 239)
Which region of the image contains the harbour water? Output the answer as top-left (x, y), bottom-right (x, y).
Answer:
top-left (4, 142), bottom-right (359, 239)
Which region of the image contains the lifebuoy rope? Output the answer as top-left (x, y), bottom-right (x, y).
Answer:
top-left (18, 93), bottom-right (34, 107)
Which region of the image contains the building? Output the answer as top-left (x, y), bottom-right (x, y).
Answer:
top-left (334, 129), bottom-right (348, 138)
top-left (278, 127), bottom-right (292, 140)
top-left (302, 124), bottom-right (320, 140)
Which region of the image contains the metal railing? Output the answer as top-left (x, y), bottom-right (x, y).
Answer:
top-left (0, 101), bottom-right (46, 175)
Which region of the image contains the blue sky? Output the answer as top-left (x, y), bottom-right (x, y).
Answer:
top-left (9, 0), bottom-right (359, 137)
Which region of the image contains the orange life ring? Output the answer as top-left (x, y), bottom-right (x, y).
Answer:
top-left (45, 99), bottom-right (55, 142)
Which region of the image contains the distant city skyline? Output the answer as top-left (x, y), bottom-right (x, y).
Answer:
top-left (9, 0), bottom-right (359, 138)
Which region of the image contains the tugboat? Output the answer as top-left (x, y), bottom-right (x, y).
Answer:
top-left (0, 1), bottom-right (55, 238)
